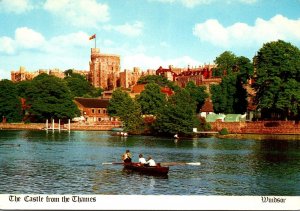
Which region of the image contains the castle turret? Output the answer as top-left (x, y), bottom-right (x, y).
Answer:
top-left (89, 48), bottom-right (120, 90)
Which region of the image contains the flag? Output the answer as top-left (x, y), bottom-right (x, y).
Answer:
top-left (89, 34), bottom-right (96, 40)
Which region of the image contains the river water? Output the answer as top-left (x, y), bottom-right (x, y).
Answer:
top-left (0, 130), bottom-right (299, 195)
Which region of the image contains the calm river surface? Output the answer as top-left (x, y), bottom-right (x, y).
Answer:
top-left (0, 130), bottom-right (299, 195)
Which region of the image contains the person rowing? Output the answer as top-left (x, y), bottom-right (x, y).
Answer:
top-left (138, 154), bottom-right (146, 166)
top-left (122, 149), bottom-right (132, 163)
top-left (144, 156), bottom-right (156, 167)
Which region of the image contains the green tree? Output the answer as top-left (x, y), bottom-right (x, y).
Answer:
top-left (0, 80), bottom-right (22, 122)
top-left (253, 40), bottom-right (300, 120)
top-left (210, 84), bottom-right (227, 113)
top-left (137, 75), bottom-right (178, 90)
top-left (185, 81), bottom-right (208, 113)
top-left (211, 52), bottom-right (251, 114)
top-left (16, 80), bottom-right (32, 98)
top-left (25, 74), bottom-right (79, 121)
top-left (236, 56), bottom-right (254, 84)
top-left (107, 88), bottom-right (143, 132)
top-left (153, 89), bottom-right (199, 135)
top-left (211, 73), bottom-right (248, 114)
top-left (64, 72), bottom-right (101, 98)
top-left (136, 83), bottom-right (167, 115)
top-left (213, 51), bottom-right (237, 76)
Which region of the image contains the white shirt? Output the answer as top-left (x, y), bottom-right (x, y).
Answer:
top-left (139, 157), bottom-right (146, 164)
top-left (146, 159), bottom-right (156, 166)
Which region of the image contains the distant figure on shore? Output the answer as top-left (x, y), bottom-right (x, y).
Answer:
top-left (138, 154), bottom-right (146, 165)
top-left (174, 134), bottom-right (179, 139)
top-left (122, 149), bottom-right (132, 163)
top-left (144, 156), bottom-right (156, 167)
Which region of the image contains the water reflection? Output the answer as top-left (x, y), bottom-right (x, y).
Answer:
top-left (0, 130), bottom-right (299, 195)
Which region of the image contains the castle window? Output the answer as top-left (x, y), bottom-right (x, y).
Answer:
top-left (92, 109), bottom-right (95, 113)
top-left (98, 109), bottom-right (101, 114)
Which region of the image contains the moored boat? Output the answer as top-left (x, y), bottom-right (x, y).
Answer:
top-left (123, 162), bottom-right (169, 175)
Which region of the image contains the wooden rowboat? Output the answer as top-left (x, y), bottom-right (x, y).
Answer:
top-left (123, 162), bottom-right (169, 175)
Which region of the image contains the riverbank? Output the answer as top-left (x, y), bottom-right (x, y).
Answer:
top-left (210, 120), bottom-right (300, 135)
top-left (0, 122), bottom-right (120, 131)
top-left (1, 122), bottom-right (300, 141)
top-left (216, 133), bottom-right (300, 141)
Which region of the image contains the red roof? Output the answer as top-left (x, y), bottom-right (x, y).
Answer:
top-left (200, 99), bottom-right (214, 112)
top-left (74, 97), bottom-right (109, 108)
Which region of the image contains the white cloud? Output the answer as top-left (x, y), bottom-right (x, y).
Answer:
top-left (0, 28), bottom-right (92, 79)
top-left (49, 31), bottom-right (89, 48)
top-left (0, 0), bottom-right (35, 14)
top-left (103, 21), bottom-right (144, 37)
top-left (150, 0), bottom-right (256, 8)
top-left (193, 14), bottom-right (300, 48)
top-left (43, 0), bottom-right (110, 28)
top-left (15, 27), bottom-right (45, 49)
top-left (0, 37), bottom-right (15, 54)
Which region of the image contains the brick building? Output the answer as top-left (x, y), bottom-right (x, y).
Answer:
top-left (156, 64), bottom-right (221, 89)
top-left (74, 97), bottom-right (115, 123)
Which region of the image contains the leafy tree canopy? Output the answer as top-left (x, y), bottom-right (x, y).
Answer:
top-left (107, 88), bottom-right (143, 132)
top-left (210, 51), bottom-right (251, 114)
top-left (185, 81), bottom-right (208, 113)
top-left (64, 72), bottom-right (102, 98)
top-left (213, 51), bottom-right (237, 76)
top-left (137, 75), bottom-right (178, 90)
top-left (136, 83), bottom-right (167, 115)
top-left (25, 74), bottom-right (80, 121)
top-left (153, 89), bottom-right (199, 135)
top-left (0, 80), bottom-right (22, 122)
top-left (253, 40), bottom-right (300, 120)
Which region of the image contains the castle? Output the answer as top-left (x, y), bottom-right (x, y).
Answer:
top-left (11, 47), bottom-right (220, 91)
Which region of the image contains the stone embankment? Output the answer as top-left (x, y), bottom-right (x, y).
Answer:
top-left (210, 121), bottom-right (300, 134)
top-left (0, 122), bottom-right (121, 131)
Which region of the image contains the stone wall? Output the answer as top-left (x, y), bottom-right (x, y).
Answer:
top-left (210, 121), bottom-right (300, 134)
top-left (0, 122), bottom-right (121, 131)
top-left (0, 123), bottom-right (45, 130)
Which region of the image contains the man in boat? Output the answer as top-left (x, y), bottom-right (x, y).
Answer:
top-left (122, 149), bottom-right (132, 163)
top-left (144, 156), bottom-right (156, 167)
top-left (138, 154), bottom-right (146, 165)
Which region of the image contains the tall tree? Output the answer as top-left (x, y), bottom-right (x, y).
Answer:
top-left (64, 72), bottom-right (102, 98)
top-left (136, 83), bottom-right (167, 115)
top-left (25, 74), bottom-right (79, 121)
top-left (211, 51), bottom-right (251, 114)
top-left (0, 80), bottom-right (22, 122)
top-left (253, 40), bottom-right (300, 120)
top-left (213, 51), bottom-right (237, 76)
top-left (107, 88), bottom-right (143, 132)
top-left (153, 89), bottom-right (199, 135)
top-left (137, 75), bottom-right (178, 91)
top-left (185, 81), bottom-right (208, 113)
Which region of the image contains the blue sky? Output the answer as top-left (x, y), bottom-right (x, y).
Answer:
top-left (1, 0), bottom-right (300, 79)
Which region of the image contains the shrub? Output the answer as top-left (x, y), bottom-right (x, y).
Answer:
top-left (219, 128), bottom-right (229, 135)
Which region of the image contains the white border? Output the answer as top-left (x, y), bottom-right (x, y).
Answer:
top-left (0, 195), bottom-right (299, 210)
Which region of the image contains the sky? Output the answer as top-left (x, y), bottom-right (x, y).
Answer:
top-left (0, 0), bottom-right (300, 79)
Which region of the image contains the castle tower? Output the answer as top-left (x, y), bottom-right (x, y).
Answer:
top-left (89, 48), bottom-right (120, 90)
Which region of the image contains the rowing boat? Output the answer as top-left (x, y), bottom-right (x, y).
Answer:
top-left (123, 162), bottom-right (169, 175)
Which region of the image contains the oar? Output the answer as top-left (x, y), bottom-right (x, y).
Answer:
top-left (102, 162), bottom-right (124, 165)
top-left (160, 162), bottom-right (201, 166)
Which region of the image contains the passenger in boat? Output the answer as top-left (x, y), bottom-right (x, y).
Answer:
top-left (138, 154), bottom-right (146, 165)
top-left (122, 149), bottom-right (132, 163)
top-left (144, 156), bottom-right (156, 167)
